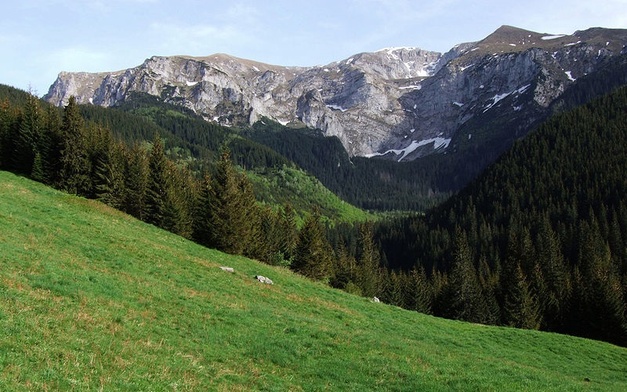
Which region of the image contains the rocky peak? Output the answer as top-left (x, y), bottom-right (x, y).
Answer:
top-left (44, 26), bottom-right (627, 161)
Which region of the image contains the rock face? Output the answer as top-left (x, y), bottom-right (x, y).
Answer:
top-left (44, 26), bottom-right (627, 161)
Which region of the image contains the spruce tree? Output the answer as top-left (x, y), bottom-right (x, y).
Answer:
top-left (408, 266), bottom-right (433, 314)
top-left (535, 216), bottom-right (570, 330)
top-left (576, 220), bottom-right (627, 345)
top-left (277, 203), bottom-right (298, 263)
top-left (123, 144), bottom-right (148, 220)
top-left (161, 162), bottom-right (194, 239)
top-left (356, 222), bottom-right (380, 297)
top-left (503, 263), bottom-right (542, 329)
top-left (94, 139), bottom-right (126, 209)
top-left (206, 149), bottom-right (258, 255)
top-left (193, 173), bottom-right (213, 247)
top-left (14, 93), bottom-right (41, 174)
top-left (145, 135), bottom-right (171, 228)
top-left (42, 105), bottom-right (63, 185)
top-left (292, 209), bottom-right (333, 281)
top-left (59, 96), bottom-right (91, 195)
top-left (444, 229), bottom-right (490, 323)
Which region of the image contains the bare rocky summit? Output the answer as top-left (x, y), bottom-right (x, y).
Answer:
top-left (44, 26), bottom-right (627, 161)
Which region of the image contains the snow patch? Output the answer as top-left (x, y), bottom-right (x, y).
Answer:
top-left (376, 46), bottom-right (417, 54)
top-left (542, 34), bottom-right (566, 40)
top-left (565, 71), bottom-right (576, 81)
top-left (399, 84), bottom-right (422, 90)
top-left (186, 81), bottom-right (198, 87)
top-left (366, 137), bottom-right (451, 161)
top-left (453, 101), bottom-right (464, 107)
top-left (326, 104), bottom-right (348, 112)
top-left (252, 66), bottom-right (260, 72)
top-left (484, 91), bottom-right (511, 112)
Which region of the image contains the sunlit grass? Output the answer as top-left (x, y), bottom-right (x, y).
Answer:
top-left (1, 171), bottom-right (625, 390)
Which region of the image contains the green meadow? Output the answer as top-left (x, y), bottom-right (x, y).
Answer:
top-left (1, 170), bottom-right (625, 391)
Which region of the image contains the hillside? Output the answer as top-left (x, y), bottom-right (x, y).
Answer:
top-left (1, 170), bottom-right (626, 390)
top-left (372, 86), bottom-right (627, 345)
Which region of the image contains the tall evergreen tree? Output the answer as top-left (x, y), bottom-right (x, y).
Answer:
top-left (161, 162), bottom-right (194, 239)
top-left (145, 135), bottom-right (171, 228)
top-left (193, 173), bottom-right (213, 247)
top-left (356, 222), bottom-right (380, 298)
top-left (123, 144), bottom-right (148, 220)
top-left (535, 216), bottom-right (570, 330)
top-left (42, 104), bottom-right (63, 185)
top-left (575, 220), bottom-right (627, 346)
top-left (58, 96), bottom-right (91, 195)
top-left (502, 263), bottom-right (542, 330)
top-left (205, 149), bottom-right (257, 255)
top-left (14, 93), bottom-right (42, 175)
top-left (277, 203), bottom-right (298, 263)
top-left (94, 135), bottom-right (126, 209)
top-left (292, 209), bottom-right (333, 281)
top-left (444, 229), bottom-right (490, 323)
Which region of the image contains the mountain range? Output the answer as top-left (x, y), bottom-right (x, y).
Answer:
top-left (45, 25), bottom-right (627, 162)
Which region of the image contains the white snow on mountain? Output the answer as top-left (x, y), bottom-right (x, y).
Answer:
top-left (326, 104), bottom-right (349, 112)
top-left (366, 137), bottom-right (451, 161)
top-left (542, 34), bottom-right (566, 40)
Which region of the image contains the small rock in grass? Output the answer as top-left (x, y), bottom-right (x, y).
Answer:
top-left (255, 275), bottom-right (273, 285)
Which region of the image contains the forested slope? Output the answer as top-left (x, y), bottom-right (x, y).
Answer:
top-left (373, 86), bottom-right (627, 346)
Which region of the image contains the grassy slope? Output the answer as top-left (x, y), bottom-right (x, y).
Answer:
top-left (247, 166), bottom-right (374, 224)
top-left (0, 171), bottom-right (625, 391)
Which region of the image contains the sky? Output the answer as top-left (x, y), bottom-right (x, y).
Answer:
top-left (2, 0), bottom-right (626, 96)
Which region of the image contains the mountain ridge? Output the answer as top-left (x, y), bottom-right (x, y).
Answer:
top-left (44, 26), bottom-right (627, 161)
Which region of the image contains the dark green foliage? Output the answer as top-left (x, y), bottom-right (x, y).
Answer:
top-left (94, 139), bottom-right (126, 209)
top-left (572, 220), bottom-right (627, 345)
top-left (204, 149), bottom-right (256, 255)
top-left (14, 94), bottom-right (42, 174)
top-left (442, 231), bottom-right (491, 323)
top-left (145, 135), bottom-right (172, 227)
top-left (502, 263), bottom-right (541, 329)
top-left (407, 266), bottom-right (433, 314)
top-left (144, 135), bottom-right (194, 238)
top-left (122, 144), bottom-right (149, 220)
top-left (355, 222), bottom-right (381, 298)
top-left (292, 209), bottom-right (334, 281)
top-left (59, 97), bottom-right (91, 195)
top-left (374, 86), bottom-right (627, 345)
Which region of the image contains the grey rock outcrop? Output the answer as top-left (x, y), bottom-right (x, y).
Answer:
top-left (44, 26), bottom-right (627, 161)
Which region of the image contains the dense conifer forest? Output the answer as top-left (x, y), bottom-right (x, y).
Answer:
top-left (371, 87), bottom-right (627, 346)
top-left (1, 83), bottom-right (625, 346)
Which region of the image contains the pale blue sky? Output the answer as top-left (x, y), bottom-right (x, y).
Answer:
top-left (2, 0), bottom-right (626, 96)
